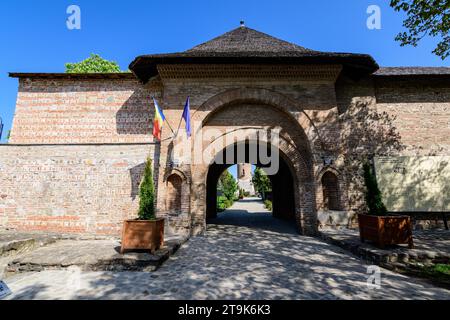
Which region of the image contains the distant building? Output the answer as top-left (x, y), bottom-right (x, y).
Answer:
top-left (237, 164), bottom-right (255, 195)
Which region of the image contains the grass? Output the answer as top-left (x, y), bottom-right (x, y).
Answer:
top-left (406, 263), bottom-right (450, 289)
top-left (421, 264), bottom-right (450, 278)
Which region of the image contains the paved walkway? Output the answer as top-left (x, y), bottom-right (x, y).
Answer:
top-left (3, 199), bottom-right (450, 300)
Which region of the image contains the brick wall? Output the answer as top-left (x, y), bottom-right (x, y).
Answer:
top-left (375, 77), bottom-right (450, 156)
top-left (0, 144), bottom-right (155, 235)
top-left (10, 77), bottom-right (160, 144)
top-left (3, 71), bottom-right (450, 236)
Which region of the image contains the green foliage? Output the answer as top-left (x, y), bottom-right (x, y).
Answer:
top-left (138, 157), bottom-right (155, 220)
top-left (217, 195), bottom-right (233, 212)
top-left (218, 170), bottom-right (238, 201)
top-left (252, 167), bottom-right (272, 199)
top-left (264, 200), bottom-right (273, 211)
top-left (415, 263), bottom-right (450, 286)
top-left (390, 0), bottom-right (450, 60)
top-left (363, 162), bottom-right (388, 216)
top-left (65, 53), bottom-right (122, 73)
top-left (434, 264), bottom-right (450, 275)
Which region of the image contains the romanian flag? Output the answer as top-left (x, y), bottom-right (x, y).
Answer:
top-left (152, 97), bottom-right (166, 141)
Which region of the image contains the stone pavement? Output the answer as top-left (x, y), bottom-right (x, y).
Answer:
top-left (3, 199), bottom-right (450, 300)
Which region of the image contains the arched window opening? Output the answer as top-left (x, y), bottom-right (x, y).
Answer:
top-left (321, 171), bottom-right (340, 211)
top-left (166, 174), bottom-right (182, 213)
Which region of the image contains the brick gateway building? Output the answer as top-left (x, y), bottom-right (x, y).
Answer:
top-left (1, 26), bottom-right (449, 237)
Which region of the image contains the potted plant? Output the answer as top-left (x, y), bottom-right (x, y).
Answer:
top-left (120, 157), bottom-right (164, 254)
top-left (358, 161), bottom-right (414, 249)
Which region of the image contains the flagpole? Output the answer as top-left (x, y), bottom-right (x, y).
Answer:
top-left (165, 119), bottom-right (176, 136)
top-left (176, 96), bottom-right (190, 137)
top-left (175, 100), bottom-right (186, 136)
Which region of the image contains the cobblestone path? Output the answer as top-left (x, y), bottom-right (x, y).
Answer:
top-left (4, 199), bottom-right (449, 300)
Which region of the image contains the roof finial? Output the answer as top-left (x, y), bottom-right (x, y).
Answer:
top-left (240, 20), bottom-right (245, 28)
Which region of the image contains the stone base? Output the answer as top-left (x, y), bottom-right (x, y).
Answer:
top-left (317, 210), bottom-right (353, 229)
top-left (320, 229), bottom-right (450, 265)
top-left (4, 237), bottom-right (185, 276)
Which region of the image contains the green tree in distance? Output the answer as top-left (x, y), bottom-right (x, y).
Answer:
top-left (252, 167), bottom-right (272, 200)
top-left (390, 0), bottom-right (450, 59)
top-left (65, 53), bottom-right (122, 73)
top-left (218, 170), bottom-right (238, 201)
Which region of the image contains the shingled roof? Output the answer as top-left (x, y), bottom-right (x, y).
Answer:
top-left (129, 26), bottom-right (379, 83)
top-left (186, 26), bottom-right (316, 54)
top-left (374, 67), bottom-right (450, 76)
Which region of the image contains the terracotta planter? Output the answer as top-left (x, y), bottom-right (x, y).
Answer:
top-left (358, 214), bottom-right (414, 249)
top-left (120, 218), bottom-right (164, 254)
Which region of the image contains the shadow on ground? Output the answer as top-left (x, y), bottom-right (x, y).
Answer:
top-left (6, 200), bottom-right (450, 300)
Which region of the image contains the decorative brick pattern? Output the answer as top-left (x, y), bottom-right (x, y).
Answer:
top-left (9, 78), bottom-right (161, 144)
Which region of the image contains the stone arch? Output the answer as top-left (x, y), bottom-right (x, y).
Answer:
top-left (192, 127), bottom-right (317, 236)
top-left (191, 87), bottom-right (322, 146)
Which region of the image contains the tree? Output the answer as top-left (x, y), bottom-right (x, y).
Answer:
top-left (363, 162), bottom-right (388, 216)
top-left (252, 167), bottom-right (272, 200)
top-left (390, 0), bottom-right (450, 59)
top-left (65, 53), bottom-right (122, 73)
top-left (218, 170), bottom-right (238, 201)
top-left (138, 157), bottom-right (156, 220)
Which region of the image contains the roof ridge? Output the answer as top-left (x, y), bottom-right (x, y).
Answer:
top-left (186, 26), bottom-right (316, 54)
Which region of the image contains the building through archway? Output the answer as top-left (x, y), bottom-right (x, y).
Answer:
top-left (206, 141), bottom-right (296, 224)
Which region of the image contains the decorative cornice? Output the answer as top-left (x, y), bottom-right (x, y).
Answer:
top-left (157, 64), bottom-right (343, 81)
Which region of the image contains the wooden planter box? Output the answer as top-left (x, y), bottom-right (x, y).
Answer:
top-left (120, 218), bottom-right (164, 254)
top-left (358, 214), bottom-right (414, 249)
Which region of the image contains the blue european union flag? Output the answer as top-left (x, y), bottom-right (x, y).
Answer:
top-left (182, 96), bottom-right (191, 137)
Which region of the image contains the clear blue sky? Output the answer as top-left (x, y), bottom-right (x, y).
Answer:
top-left (0, 0), bottom-right (448, 144)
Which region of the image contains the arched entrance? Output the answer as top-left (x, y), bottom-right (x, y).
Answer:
top-left (206, 141), bottom-right (296, 222)
top-left (189, 88), bottom-right (318, 236)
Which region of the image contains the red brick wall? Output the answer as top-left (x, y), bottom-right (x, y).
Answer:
top-left (0, 144), bottom-right (154, 235)
top-left (10, 77), bottom-right (159, 144)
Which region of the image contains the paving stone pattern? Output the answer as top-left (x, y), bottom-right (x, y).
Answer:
top-left (4, 200), bottom-right (450, 300)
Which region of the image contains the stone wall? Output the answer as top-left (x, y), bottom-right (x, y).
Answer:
top-left (0, 144), bottom-right (155, 235)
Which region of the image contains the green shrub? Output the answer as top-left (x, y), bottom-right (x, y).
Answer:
top-left (264, 200), bottom-right (273, 211)
top-left (363, 161), bottom-right (388, 216)
top-left (217, 196), bottom-right (229, 212)
top-left (225, 199), bottom-right (233, 208)
top-left (138, 157), bottom-right (156, 220)
top-left (217, 195), bottom-right (235, 212)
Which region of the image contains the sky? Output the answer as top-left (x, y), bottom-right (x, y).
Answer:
top-left (0, 0), bottom-right (448, 148)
